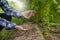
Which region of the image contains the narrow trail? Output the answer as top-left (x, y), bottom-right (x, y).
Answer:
top-left (8, 22), bottom-right (60, 40)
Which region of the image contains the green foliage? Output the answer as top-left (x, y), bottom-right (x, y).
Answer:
top-left (40, 0), bottom-right (52, 37)
top-left (30, 0), bottom-right (40, 23)
top-left (0, 29), bottom-right (14, 40)
top-left (35, 25), bottom-right (45, 40)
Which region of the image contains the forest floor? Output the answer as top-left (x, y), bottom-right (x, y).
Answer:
top-left (8, 22), bottom-right (60, 40)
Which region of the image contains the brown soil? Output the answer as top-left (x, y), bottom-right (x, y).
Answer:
top-left (8, 22), bottom-right (60, 40)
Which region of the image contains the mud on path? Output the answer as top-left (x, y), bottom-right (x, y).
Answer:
top-left (8, 22), bottom-right (60, 40)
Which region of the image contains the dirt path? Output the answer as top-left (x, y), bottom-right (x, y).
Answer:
top-left (8, 22), bottom-right (60, 40)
